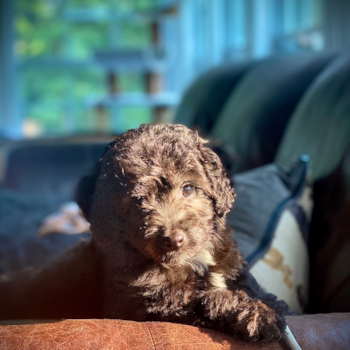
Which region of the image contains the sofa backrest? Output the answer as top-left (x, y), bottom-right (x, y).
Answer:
top-left (275, 54), bottom-right (350, 180)
top-left (1, 141), bottom-right (108, 195)
top-left (274, 54), bottom-right (350, 313)
top-left (174, 60), bottom-right (260, 135)
top-left (211, 53), bottom-right (336, 173)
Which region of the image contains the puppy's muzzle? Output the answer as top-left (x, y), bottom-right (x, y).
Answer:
top-left (162, 230), bottom-right (186, 252)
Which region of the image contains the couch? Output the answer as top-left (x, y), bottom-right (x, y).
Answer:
top-left (1, 53), bottom-right (350, 349)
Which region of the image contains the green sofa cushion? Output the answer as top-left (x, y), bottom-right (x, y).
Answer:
top-left (212, 54), bottom-right (335, 173)
top-left (275, 55), bottom-right (350, 180)
top-left (174, 61), bottom-right (257, 135)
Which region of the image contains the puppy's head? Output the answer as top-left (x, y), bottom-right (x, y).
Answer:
top-left (76, 124), bottom-right (234, 266)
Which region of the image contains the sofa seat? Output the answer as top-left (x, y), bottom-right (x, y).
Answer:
top-left (1, 314), bottom-right (349, 350)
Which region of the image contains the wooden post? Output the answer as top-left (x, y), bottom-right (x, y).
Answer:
top-left (107, 72), bottom-right (119, 94)
top-left (145, 72), bottom-right (162, 94)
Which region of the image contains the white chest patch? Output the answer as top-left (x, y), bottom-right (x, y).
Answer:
top-left (191, 247), bottom-right (216, 270)
top-left (209, 272), bottom-right (227, 291)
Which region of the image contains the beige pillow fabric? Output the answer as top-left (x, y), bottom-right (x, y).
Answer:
top-left (250, 207), bottom-right (309, 313)
top-left (229, 159), bottom-right (312, 313)
top-left (251, 184), bottom-right (313, 313)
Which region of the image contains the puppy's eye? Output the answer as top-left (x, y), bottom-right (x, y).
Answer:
top-left (182, 185), bottom-right (194, 197)
top-left (136, 197), bottom-right (144, 206)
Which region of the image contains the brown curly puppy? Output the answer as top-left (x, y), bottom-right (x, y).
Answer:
top-left (76, 124), bottom-right (287, 342)
top-left (0, 124), bottom-right (287, 342)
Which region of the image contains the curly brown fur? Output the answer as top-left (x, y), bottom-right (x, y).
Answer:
top-left (76, 124), bottom-right (287, 342)
top-left (0, 124), bottom-right (287, 342)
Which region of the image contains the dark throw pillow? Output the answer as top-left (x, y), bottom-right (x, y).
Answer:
top-left (228, 156), bottom-right (312, 313)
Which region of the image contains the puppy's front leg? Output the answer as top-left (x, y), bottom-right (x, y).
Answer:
top-left (197, 289), bottom-right (286, 342)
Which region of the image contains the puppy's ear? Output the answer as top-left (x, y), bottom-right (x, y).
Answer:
top-left (75, 141), bottom-right (120, 222)
top-left (200, 146), bottom-right (234, 218)
top-left (75, 163), bottom-right (101, 223)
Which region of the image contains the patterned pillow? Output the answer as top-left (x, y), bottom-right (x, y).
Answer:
top-left (227, 156), bottom-right (312, 313)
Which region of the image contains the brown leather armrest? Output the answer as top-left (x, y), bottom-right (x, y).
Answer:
top-left (0, 314), bottom-right (349, 349)
top-left (0, 319), bottom-right (283, 350)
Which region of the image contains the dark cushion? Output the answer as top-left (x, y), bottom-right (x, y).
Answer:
top-left (229, 157), bottom-right (310, 265)
top-left (211, 54), bottom-right (335, 173)
top-left (275, 54), bottom-right (350, 180)
top-left (174, 61), bottom-right (258, 135)
top-left (228, 157), bottom-right (312, 313)
top-left (3, 142), bottom-right (108, 195)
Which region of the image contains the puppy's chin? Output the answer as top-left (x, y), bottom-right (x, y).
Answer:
top-left (155, 251), bottom-right (183, 267)
top-left (135, 237), bottom-right (209, 269)
top-left (159, 249), bottom-right (201, 267)
top-left (132, 240), bottom-right (185, 267)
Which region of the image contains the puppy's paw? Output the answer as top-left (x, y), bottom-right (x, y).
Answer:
top-left (233, 300), bottom-right (286, 342)
top-left (198, 290), bottom-right (285, 342)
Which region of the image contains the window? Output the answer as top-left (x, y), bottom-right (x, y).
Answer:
top-left (3, 0), bottom-right (338, 139)
top-left (15, 0), bottom-right (169, 137)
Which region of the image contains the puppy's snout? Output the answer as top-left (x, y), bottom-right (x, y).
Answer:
top-left (162, 230), bottom-right (186, 251)
top-left (174, 232), bottom-right (185, 247)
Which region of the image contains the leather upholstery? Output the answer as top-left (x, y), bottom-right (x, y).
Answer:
top-left (0, 319), bottom-right (279, 350)
top-left (1, 314), bottom-right (349, 349)
top-left (286, 313), bottom-right (350, 350)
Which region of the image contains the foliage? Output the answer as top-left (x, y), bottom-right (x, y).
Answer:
top-left (15, 0), bottom-right (159, 136)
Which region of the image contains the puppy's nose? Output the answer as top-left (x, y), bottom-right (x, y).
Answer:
top-left (174, 231), bottom-right (185, 247)
top-left (163, 230), bottom-right (186, 251)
